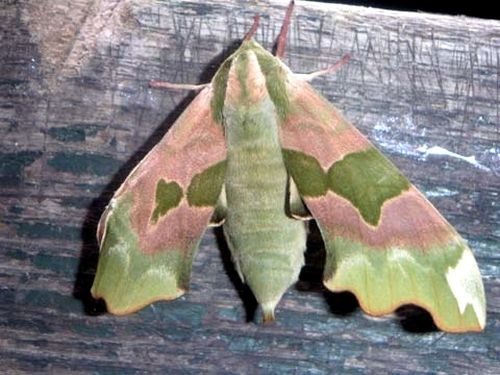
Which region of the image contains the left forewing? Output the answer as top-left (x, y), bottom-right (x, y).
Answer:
top-left (280, 78), bottom-right (486, 332)
top-left (91, 87), bottom-right (226, 315)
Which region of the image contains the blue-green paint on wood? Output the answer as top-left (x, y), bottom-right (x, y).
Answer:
top-left (33, 254), bottom-right (79, 276)
top-left (21, 290), bottom-right (83, 313)
top-left (15, 222), bottom-right (81, 241)
top-left (48, 152), bottom-right (121, 176)
top-left (47, 123), bottom-right (102, 142)
top-left (0, 151), bottom-right (42, 186)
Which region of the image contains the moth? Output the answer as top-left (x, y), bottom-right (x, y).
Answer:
top-left (91, 1), bottom-right (486, 332)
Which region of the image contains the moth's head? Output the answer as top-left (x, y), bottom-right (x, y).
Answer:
top-left (209, 2), bottom-right (294, 122)
top-left (237, 38), bottom-right (268, 56)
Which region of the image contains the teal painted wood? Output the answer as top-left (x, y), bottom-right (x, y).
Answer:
top-left (0, 0), bottom-right (499, 374)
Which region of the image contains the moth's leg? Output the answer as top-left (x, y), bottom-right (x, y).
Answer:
top-left (149, 81), bottom-right (208, 91)
top-left (209, 185), bottom-right (227, 227)
top-left (295, 54), bottom-right (351, 81)
top-left (287, 177), bottom-right (312, 220)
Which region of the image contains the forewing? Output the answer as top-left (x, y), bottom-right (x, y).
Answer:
top-left (91, 87), bottom-right (226, 314)
top-left (280, 78), bottom-right (486, 332)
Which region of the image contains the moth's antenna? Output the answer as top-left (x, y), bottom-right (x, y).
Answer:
top-left (244, 15), bottom-right (260, 41)
top-left (275, 0), bottom-right (295, 59)
top-left (298, 54), bottom-right (351, 81)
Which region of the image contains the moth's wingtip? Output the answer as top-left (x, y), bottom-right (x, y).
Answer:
top-left (90, 285), bottom-right (187, 316)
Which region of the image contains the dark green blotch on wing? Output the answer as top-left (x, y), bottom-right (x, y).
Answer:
top-left (283, 148), bottom-right (410, 226)
top-left (151, 179), bottom-right (183, 223)
top-left (328, 148), bottom-right (410, 226)
top-left (187, 161), bottom-right (226, 207)
top-left (282, 149), bottom-right (328, 197)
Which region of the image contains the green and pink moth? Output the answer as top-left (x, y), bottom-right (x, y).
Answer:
top-left (91, 1), bottom-right (486, 332)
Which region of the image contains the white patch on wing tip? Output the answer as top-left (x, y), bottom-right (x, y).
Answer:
top-left (445, 250), bottom-right (486, 328)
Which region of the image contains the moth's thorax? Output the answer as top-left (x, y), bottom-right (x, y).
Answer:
top-left (225, 50), bottom-right (267, 106)
top-left (210, 39), bottom-right (291, 125)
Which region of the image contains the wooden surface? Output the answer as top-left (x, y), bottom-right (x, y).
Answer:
top-left (1, 0), bottom-right (499, 373)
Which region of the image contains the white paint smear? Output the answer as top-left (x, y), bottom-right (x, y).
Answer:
top-left (417, 145), bottom-right (491, 172)
top-left (424, 187), bottom-right (459, 198)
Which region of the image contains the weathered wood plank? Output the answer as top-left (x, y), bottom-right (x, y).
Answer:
top-left (1, 0), bottom-right (498, 373)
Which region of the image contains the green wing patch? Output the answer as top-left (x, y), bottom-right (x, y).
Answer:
top-left (187, 161), bottom-right (226, 207)
top-left (283, 148), bottom-right (409, 225)
top-left (282, 149), bottom-right (327, 196)
top-left (151, 160), bottom-right (227, 224)
top-left (151, 179), bottom-right (183, 223)
top-left (327, 149), bottom-right (409, 226)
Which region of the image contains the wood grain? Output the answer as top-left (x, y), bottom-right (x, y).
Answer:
top-left (1, 0), bottom-right (498, 373)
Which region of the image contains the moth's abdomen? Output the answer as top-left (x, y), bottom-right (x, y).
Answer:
top-left (223, 102), bottom-right (306, 320)
top-left (220, 47), bottom-right (306, 320)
